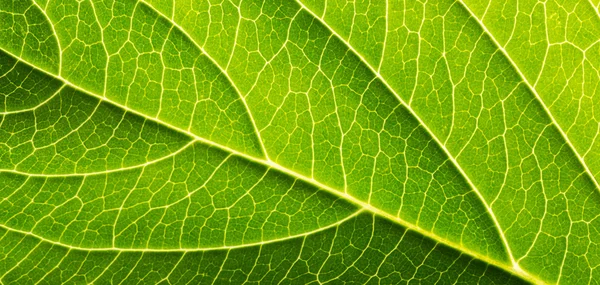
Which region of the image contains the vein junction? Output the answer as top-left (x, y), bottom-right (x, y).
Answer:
top-left (1, 0), bottom-right (600, 284)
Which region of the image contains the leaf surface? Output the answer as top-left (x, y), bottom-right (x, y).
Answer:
top-left (0, 0), bottom-right (599, 284)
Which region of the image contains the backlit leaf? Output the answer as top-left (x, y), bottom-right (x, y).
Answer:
top-left (1, 0), bottom-right (599, 284)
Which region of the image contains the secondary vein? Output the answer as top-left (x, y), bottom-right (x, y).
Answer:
top-left (293, 0), bottom-right (521, 277)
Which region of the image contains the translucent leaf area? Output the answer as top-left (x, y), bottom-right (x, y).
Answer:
top-left (1, 0), bottom-right (599, 284)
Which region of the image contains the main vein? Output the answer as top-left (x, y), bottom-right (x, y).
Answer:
top-left (2, 0), bottom-right (552, 282)
top-left (0, 44), bottom-right (537, 284)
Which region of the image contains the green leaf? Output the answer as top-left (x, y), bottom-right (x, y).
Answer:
top-left (0, 0), bottom-right (598, 284)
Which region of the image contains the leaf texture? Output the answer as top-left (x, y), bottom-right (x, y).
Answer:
top-left (0, 0), bottom-right (599, 284)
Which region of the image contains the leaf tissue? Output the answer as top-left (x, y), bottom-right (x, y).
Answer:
top-left (1, 0), bottom-right (599, 284)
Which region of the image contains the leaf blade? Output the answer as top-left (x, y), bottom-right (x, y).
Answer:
top-left (1, 0), bottom-right (599, 284)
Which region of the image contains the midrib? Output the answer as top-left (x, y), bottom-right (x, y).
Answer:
top-left (136, 3), bottom-right (527, 281)
top-left (0, 45), bottom-right (537, 284)
top-left (1, 0), bottom-right (550, 282)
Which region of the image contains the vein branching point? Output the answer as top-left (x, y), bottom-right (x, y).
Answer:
top-left (0, 0), bottom-right (598, 284)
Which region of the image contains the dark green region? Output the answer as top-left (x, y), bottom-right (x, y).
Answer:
top-left (0, 213), bottom-right (528, 285)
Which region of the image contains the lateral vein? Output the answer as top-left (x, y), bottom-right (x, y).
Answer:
top-left (293, 0), bottom-right (521, 277)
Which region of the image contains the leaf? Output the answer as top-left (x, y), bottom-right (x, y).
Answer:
top-left (0, 0), bottom-right (598, 284)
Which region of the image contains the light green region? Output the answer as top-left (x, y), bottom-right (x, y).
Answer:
top-left (465, 0), bottom-right (600, 186)
top-left (312, 0), bottom-right (600, 283)
top-left (0, 0), bottom-right (599, 284)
